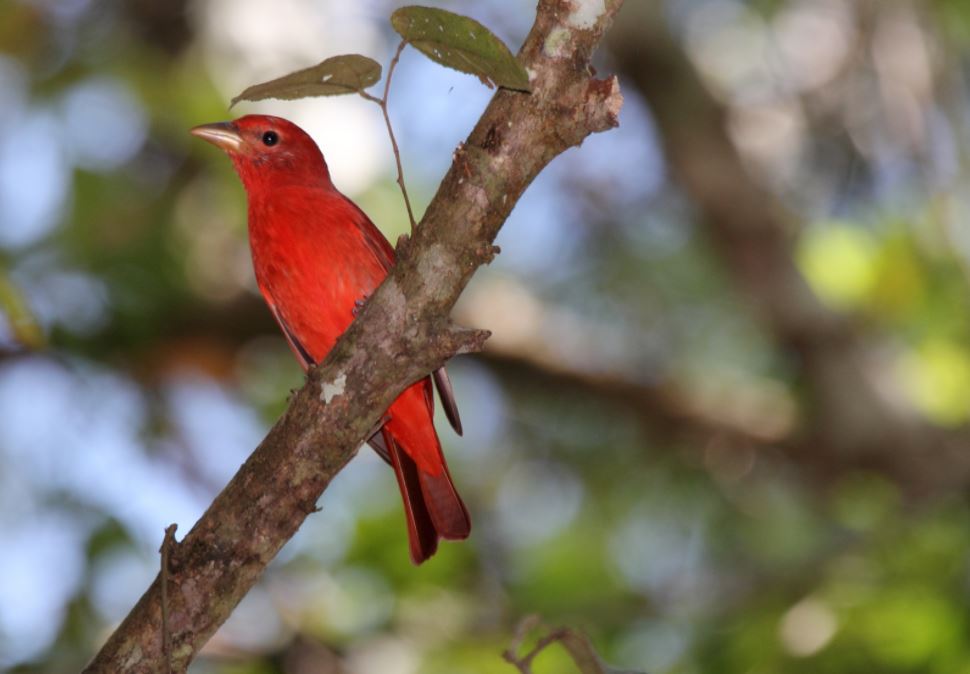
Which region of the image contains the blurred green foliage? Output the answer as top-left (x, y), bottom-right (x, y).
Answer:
top-left (0, 269), bottom-right (44, 349)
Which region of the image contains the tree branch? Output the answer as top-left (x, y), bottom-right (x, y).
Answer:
top-left (83, 1), bottom-right (624, 671)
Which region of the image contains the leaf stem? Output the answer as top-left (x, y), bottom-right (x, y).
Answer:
top-left (361, 39), bottom-right (418, 234)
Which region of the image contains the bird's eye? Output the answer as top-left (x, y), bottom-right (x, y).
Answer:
top-left (261, 131), bottom-right (279, 147)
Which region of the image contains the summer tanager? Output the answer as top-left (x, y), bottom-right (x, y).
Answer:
top-left (191, 115), bottom-right (469, 564)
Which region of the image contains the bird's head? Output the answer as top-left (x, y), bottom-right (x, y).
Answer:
top-left (191, 115), bottom-right (332, 193)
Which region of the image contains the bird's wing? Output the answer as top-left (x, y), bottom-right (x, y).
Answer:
top-left (344, 197), bottom-right (464, 435)
top-left (345, 198), bottom-right (396, 272)
top-left (261, 290), bottom-right (316, 371)
top-left (367, 427), bottom-right (393, 465)
top-left (270, 286), bottom-right (399, 466)
top-left (433, 367), bottom-right (463, 436)
top-left (383, 427), bottom-right (439, 564)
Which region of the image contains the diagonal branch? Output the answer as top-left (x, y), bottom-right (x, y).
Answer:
top-left (83, 1), bottom-right (624, 672)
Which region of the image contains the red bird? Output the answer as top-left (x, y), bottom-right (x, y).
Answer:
top-left (191, 115), bottom-right (469, 564)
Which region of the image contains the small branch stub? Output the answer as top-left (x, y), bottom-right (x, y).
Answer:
top-left (395, 233), bottom-right (412, 259)
top-left (475, 243), bottom-right (501, 264)
top-left (585, 75), bottom-right (623, 131)
top-left (442, 326), bottom-right (492, 357)
top-left (454, 328), bottom-right (491, 355)
top-left (159, 524), bottom-right (178, 674)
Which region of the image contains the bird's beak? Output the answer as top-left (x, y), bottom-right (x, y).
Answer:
top-left (190, 121), bottom-right (243, 153)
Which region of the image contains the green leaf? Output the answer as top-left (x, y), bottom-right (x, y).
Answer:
top-left (230, 54), bottom-right (382, 107)
top-left (0, 271), bottom-right (43, 349)
top-left (391, 6), bottom-right (531, 92)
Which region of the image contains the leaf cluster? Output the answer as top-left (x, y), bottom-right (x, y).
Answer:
top-left (231, 5), bottom-right (531, 106)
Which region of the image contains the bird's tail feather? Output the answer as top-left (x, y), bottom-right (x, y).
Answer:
top-left (383, 428), bottom-right (470, 564)
top-left (419, 465), bottom-right (471, 541)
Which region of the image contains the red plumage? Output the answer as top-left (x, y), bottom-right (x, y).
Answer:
top-left (191, 114), bottom-right (469, 564)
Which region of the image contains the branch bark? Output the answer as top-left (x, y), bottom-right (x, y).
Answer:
top-left (83, 1), bottom-right (623, 672)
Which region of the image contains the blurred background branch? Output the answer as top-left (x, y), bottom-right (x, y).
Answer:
top-left (608, 2), bottom-right (970, 495)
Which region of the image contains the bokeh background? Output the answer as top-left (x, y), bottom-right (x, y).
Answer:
top-left (3, 0), bottom-right (970, 672)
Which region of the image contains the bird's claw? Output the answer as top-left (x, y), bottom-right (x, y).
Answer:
top-left (365, 414), bottom-right (392, 440)
top-left (352, 295), bottom-right (369, 317)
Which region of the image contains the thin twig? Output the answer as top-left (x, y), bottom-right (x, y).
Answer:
top-left (159, 524), bottom-right (178, 674)
top-left (360, 39), bottom-right (418, 233)
top-left (502, 615), bottom-right (569, 674)
top-left (504, 630), bottom-right (569, 673)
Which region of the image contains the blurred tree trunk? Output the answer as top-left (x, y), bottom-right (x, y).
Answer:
top-left (607, 2), bottom-right (969, 493)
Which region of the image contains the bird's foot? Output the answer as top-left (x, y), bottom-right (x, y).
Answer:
top-left (365, 414), bottom-right (391, 440)
top-left (352, 295), bottom-right (370, 317)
